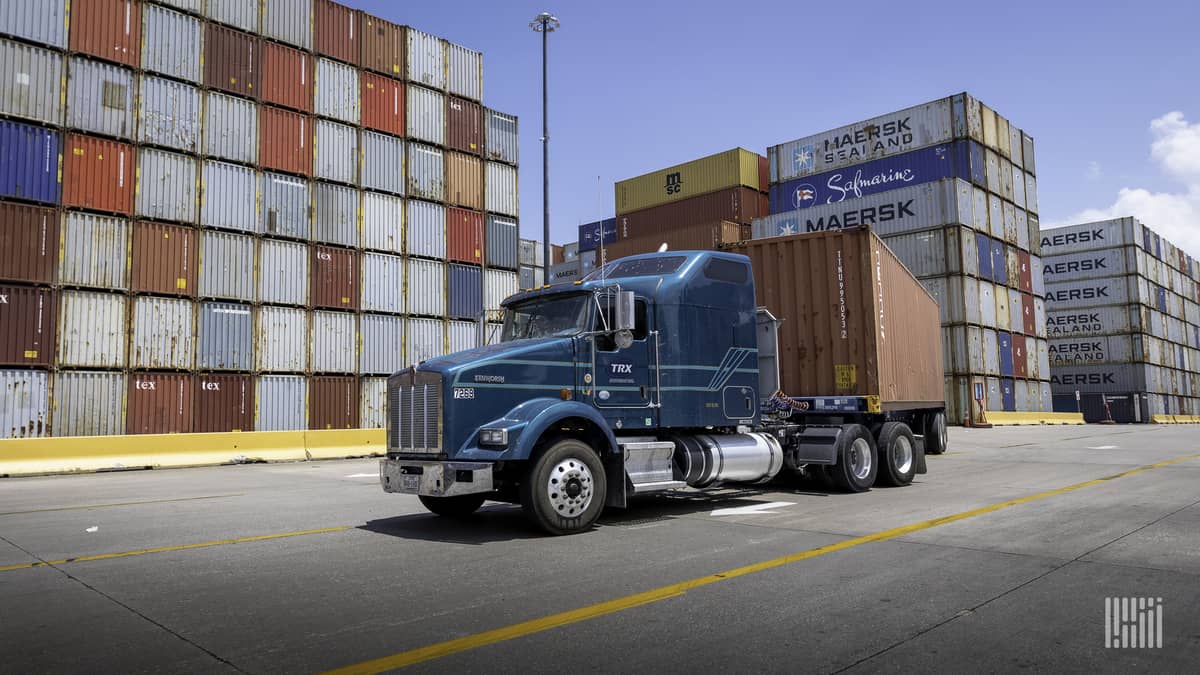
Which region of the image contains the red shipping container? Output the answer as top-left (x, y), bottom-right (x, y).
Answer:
top-left (127, 372), bottom-right (195, 435)
top-left (359, 14), bottom-right (404, 77)
top-left (0, 284), bottom-right (56, 366)
top-left (447, 208), bottom-right (484, 265)
top-left (70, 0), bottom-right (141, 67)
top-left (446, 97), bottom-right (482, 155)
top-left (1021, 293), bottom-right (1036, 336)
top-left (1017, 250), bottom-right (1033, 294)
top-left (1012, 339), bottom-right (1028, 378)
top-left (0, 202), bottom-right (58, 284)
top-left (360, 72), bottom-right (404, 137)
top-left (311, 245), bottom-right (359, 310)
top-left (204, 23), bottom-right (260, 99)
top-left (194, 373), bottom-right (254, 433)
top-left (309, 375), bottom-right (359, 430)
top-left (62, 134), bottom-right (134, 215)
top-left (132, 222), bottom-right (197, 297)
top-left (615, 187), bottom-right (769, 238)
top-left (260, 106), bottom-right (312, 176)
top-left (314, 0), bottom-right (360, 66)
top-left (261, 41), bottom-right (313, 112)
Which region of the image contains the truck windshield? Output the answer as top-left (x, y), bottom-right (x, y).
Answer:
top-left (501, 293), bottom-right (591, 341)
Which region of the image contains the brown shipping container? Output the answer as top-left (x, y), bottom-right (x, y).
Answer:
top-left (194, 373), bottom-right (254, 432)
top-left (260, 106), bottom-right (312, 176)
top-left (615, 186), bottom-right (768, 240)
top-left (0, 285), bottom-right (56, 366)
top-left (445, 152), bottom-right (482, 210)
top-left (309, 375), bottom-right (358, 429)
top-left (0, 202), bottom-right (58, 284)
top-left (1017, 250), bottom-right (1033, 294)
top-left (758, 155), bottom-right (769, 194)
top-left (360, 72), bottom-right (404, 136)
top-left (132, 221), bottom-right (197, 296)
top-left (70, 0), bottom-right (141, 67)
top-left (204, 24), bottom-right (261, 99)
top-left (314, 0), bottom-right (360, 66)
top-left (359, 14), bottom-right (404, 77)
top-left (127, 372), bottom-right (195, 435)
top-left (605, 220), bottom-right (742, 262)
top-left (261, 41), bottom-right (313, 112)
top-left (1012, 341), bottom-right (1028, 378)
top-left (551, 244), bottom-right (564, 265)
top-left (446, 97), bottom-right (482, 155)
top-left (447, 208), bottom-right (484, 264)
top-left (311, 245), bottom-right (359, 310)
top-left (730, 228), bottom-right (943, 410)
top-left (1021, 293), bottom-right (1036, 336)
top-left (63, 134), bottom-right (135, 215)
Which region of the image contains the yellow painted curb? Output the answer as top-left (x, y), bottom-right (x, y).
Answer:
top-left (304, 428), bottom-right (388, 460)
top-left (984, 411), bottom-right (1085, 426)
top-left (1151, 414), bottom-right (1200, 424)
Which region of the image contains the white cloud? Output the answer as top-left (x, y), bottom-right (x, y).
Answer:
top-left (1054, 111), bottom-right (1200, 258)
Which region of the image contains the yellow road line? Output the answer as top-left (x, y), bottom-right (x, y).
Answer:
top-left (322, 452), bottom-right (1200, 675)
top-left (0, 526), bottom-right (351, 573)
top-left (0, 493), bottom-right (246, 517)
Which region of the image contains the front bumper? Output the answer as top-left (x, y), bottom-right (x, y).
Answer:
top-left (379, 459), bottom-right (495, 497)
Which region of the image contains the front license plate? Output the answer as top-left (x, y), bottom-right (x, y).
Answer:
top-left (402, 474), bottom-right (420, 491)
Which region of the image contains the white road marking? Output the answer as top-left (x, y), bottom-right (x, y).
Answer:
top-left (710, 501), bottom-right (794, 517)
top-left (1087, 446), bottom-right (1119, 450)
top-left (345, 473), bottom-right (377, 478)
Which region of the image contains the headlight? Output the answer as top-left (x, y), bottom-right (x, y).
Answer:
top-left (479, 428), bottom-right (508, 447)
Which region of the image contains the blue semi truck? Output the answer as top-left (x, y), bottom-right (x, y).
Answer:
top-left (381, 236), bottom-right (947, 535)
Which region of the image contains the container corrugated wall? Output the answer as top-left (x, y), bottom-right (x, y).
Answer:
top-left (312, 181), bottom-right (357, 246)
top-left (261, 0), bottom-right (312, 50)
top-left (66, 57), bottom-right (135, 139)
top-left (200, 160), bottom-right (257, 232)
top-left (447, 320), bottom-right (476, 353)
top-left (310, 245), bottom-right (358, 310)
top-left (315, 57), bottom-right (359, 124)
top-left (311, 310), bottom-right (356, 373)
top-left (136, 149), bottom-right (197, 223)
top-left (256, 374), bottom-right (306, 430)
top-left (485, 162), bottom-right (518, 217)
top-left (194, 373), bottom-right (255, 432)
top-left (206, 0), bottom-right (259, 33)
top-left (62, 134), bottom-right (135, 215)
top-left (261, 41), bottom-right (312, 112)
top-left (309, 375), bottom-right (357, 429)
top-left (407, 143), bottom-right (444, 202)
top-left (0, 39), bottom-right (63, 126)
top-left (197, 301), bottom-right (253, 371)
top-left (359, 14), bottom-right (404, 77)
top-left (203, 92), bottom-right (258, 165)
top-left (447, 264), bottom-right (482, 320)
top-left (259, 105), bottom-right (311, 176)
top-left (0, 369), bottom-right (49, 438)
top-left (407, 259), bottom-right (445, 316)
top-left (141, 4), bottom-right (202, 83)
top-left (446, 97), bottom-right (482, 155)
top-left (52, 370), bottom-right (126, 436)
top-left (360, 192), bottom-right (403, 253)
top-left (127, 371), bottom-right (191, 434)
top-left (360, 376), bottom-right (386, 427)
top-left (446, 42), bottom-right (482, 102)
top-left (258, 239), bottom-right (308, 305)
top-left (406, 317), bottom-right (443, 365)
top-left (60, 212), bottom-right (129, 290)
top-left (360, 71), bottom-right (404, 136)
top-left (446, 152), bottom-right (482, 210)
top-left (203, 22), bottom-right (259, 100)
top-left (70, 0), bottom-right (141, 67)
top-left (486, 215), bottom-right (518, 270)
top-left (261, 172), bottom-right (310, 239)
top-left (314, 119), bottom-right (358, 184)
top-left (406, 85), bottom-right (445, 146)
top-left (0, 0), bottom-right (67, 48)
top-left (485, 269), bottom-right (518, 310)
top-left (406, 28), bottom-right (443, 89)
top-left (0, 120), bottom-right (61, 204)
top-left (131, 296), bottom-right (195, 369)
top-left (57, 290), bottom-right (126, 367)
top-left (359, 313), bottom-right (403, 375)
top-left (199, 230), bottom-right (255, 300)
top-left (255, 305), bottom-right (306, 372)
top-left (131, 221), bottom-right (197, 295)
top-left (484, 109), bottom-right (517, 165)
top-left (361, 252), bottom-right (404, 313)
top-left (360, 131), bottom-right (404, 195)
top-left (406, 200), bottom-right (445, 259)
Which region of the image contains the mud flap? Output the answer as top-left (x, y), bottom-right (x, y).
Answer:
top-left (603, 447), bottom-right (627, 508)
top-left (914, 438), bottom-right (928, 475)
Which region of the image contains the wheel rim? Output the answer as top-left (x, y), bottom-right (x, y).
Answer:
top-left (849, 438), bottom-right (872, 480)
top-left (894, 436), bottom-right (913, 474)
top-left (546, 457), bottom-right (594, 517)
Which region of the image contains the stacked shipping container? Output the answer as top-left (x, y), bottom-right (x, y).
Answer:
top-left (1042, 218), bottom-right (1200, 421)
top-left (0, 0), bottom-right (521, 438)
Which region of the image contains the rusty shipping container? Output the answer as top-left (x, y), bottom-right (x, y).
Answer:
top-left (70, 0), bottom-right (141, 67)
top-left (259, 106), bottom-right (311, 176)
top-left (615, 186), bottom-right (768, 238)
top-left (204, 23), bottom-right (260, 99)
top-left (131, 221), bottom-right (197, 296)
top-left (730, 228), bottom-right (944, 409)
top-left (309, 375), bottom-right (358, 429)
top-left (615, 148), bottom-right (766, 215)
top-left (360, 72), bottom-right (404, 136)
top-left (0, 285), bottom-right (56, 366)
top-left (62, 134), bottom-right (135, 215)
top-left (445, 151), bottom-right (482, 210)
top-left (0, 202), bottom-right (57, 284)
top-left (359, 14), bottom-right (403, 77)
top-left (261, 40), bottom-right (312, 112)
top-left (311, 244), bottom-right (359, 310)
top-left (194, 373), bottom-right (254, 432)
top-left (127, 371), bottom-right (194, 434)
top-left (447, 207), bottom-right (484, 265)
top-left (447, 97), bottom-right (482, 155)
top-left (314, 0), bottom-right (359, 66)
top-left (605, 220), bottom-right (743, 262)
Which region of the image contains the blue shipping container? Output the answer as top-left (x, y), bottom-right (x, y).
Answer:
top-left (485, 215), bottom-right (519, 270)
top-left (578, 218), bottom-right (617, 252)
top-left (998, 332), bottom-right (1014, 377)
top-left (769, 140), bottom-right (984, 214)
top-left (448, 264), bottom-right (482, 320)
top-left (1001, 378), bottom-right (1016, 412)
top-left (0, 120), bottom-right (61, 204)
top-left (1156, 286), bottom-right (1167, 313)
top-left (990, 239), bottom-right (1007, 285)
top-left (975, 232), bottom-right (992, 280)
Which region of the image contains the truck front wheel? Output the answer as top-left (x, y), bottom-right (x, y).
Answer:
top-left (419, 494), bottom-right (486, 517)
top-left (829, 424), bottom-right (877, 493)
top-left (875, 422), bottom-right (917, 487)
top-left (521, 438), bottom-right (607, 535)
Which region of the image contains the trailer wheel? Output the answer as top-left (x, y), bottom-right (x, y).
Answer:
top-left (520, 438), bottom-right (607, 535)
top-left (875, 422), bottom-right (917, 487)
top-left (418, 494), bottom-right (487, 517)
top-left (923, 411), bottom-right (948, 455)
top-left (829, 424), bottom-right (877, 493)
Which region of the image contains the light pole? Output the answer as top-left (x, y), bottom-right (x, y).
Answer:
top-left (530, 11), bottom-right (559, 282)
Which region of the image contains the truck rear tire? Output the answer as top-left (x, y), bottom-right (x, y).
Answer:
top-left (923, 411), bottom-right (948, 455)
top-left (418, 494), bottom-right (487, 517)
top-left (875, 422), bottom-right (916, 487)
top-left (829, 424), bottom-right (877, 493)
top-left (521, 438), bottom-right (607, 535)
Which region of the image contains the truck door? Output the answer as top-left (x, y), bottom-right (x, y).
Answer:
top-left (591, 297), bottom-right (654, 409)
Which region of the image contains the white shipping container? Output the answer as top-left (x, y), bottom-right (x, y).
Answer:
top-left (314, 119), bottom-right (358, 184)
top-left (486, 162), bottom-right (518, 217)
top-left (448, 320), bottom-right (477, 353)
top-left (59, 212), bottom-right (129, 290)
top-left (361, 377), bottom-right (387, 428)
top-left (142, 4), bottom-right (202, 83)
top-left (258, 238), bottom-right (308, 306)
top-left (0, 369), bottom-right (49, 439)
top-left (0, 1), bottom-right (67, 48)
top-left (57, 291), bottom-right (127, 368)
top-left (66, 58), bottom-right (135, 139)
top-left (139, 75), bottom-right (201, 152)
top-left (310, 310), bottom-right (356, 373)
top-left (200, 161), bottom-right (258, 232)
top-left (361, 252), bottom-right (404, 313)
top-left (1008, 288), bottom-right (1023, 333)
top-left (406, 317), bottom-right (444, 364)
top-left (406, 28), bottom-right (444, 90)
top-left (52, 371), bottom-right (126, 437)
top-left (131, 296), bottom-right (194, 369)
top-left (446, 42), bottom-right (482, 101)
top-left (982, 329), bottom-right (999, 375)
top-left (361, 192), bottom-right (403, 253)
top-left (978, 280), bottom-right (997, 329)
top-left (407, 258), bottom-right (445, 316)
top-left (996, 286), bottom-right (1011, 331)
top-left (137, 148), bottom-right (198, 223)
top-left (484, 108), bottom-right (518, 165)
top-left (206, 0), bottom-right (259, 32)
top-left (261, 172), bottom-right (310, 239)
top-left (315, 58), bottom-right (359, 124)
top-left (1046, 305), bottom-right (1143, 339)
top-left (1039, 217), bottom-right (1144, 257)
top-left (261, 0), bottom-right (312, 50)
top-left (485, 269), bottom-right (518, 310)
top-left (256, 374), bottom-right (306, 431)
top-left (359, 313), bottom-right (404, 375)
top-left (407, 144), bottom-right (444, 202)
top-left (881, 226), bottom-right (974, 279)
top-left (360, 131), bottom-right (404, 195)
top-left (1026, 174), bottom-right (1038, 215)
top-left (406, 199), bottom-right (446, 259)
top-left (1042, 247), bottom-right (1146, 284)
top-left (203, 92), bottom-right (258, 165)
top-left (312, 181), bottom-right (358, 247)
top-left (406, 85), bottom-right (445, 146)
top-left (1026, 336), bottom-right (1039, 378)
top-left (255, 305), bottom-right (306, 372)
top-left (199, 230), bottom-right (255, 301)
top-left (0, 39), bottom-right (63, 126)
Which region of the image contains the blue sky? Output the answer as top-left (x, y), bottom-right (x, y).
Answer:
top-left (353, 0), bottom-right (1200, 254)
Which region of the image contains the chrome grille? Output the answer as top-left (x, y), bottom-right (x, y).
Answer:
top-left (387, 369), bottom-right (442, 454)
